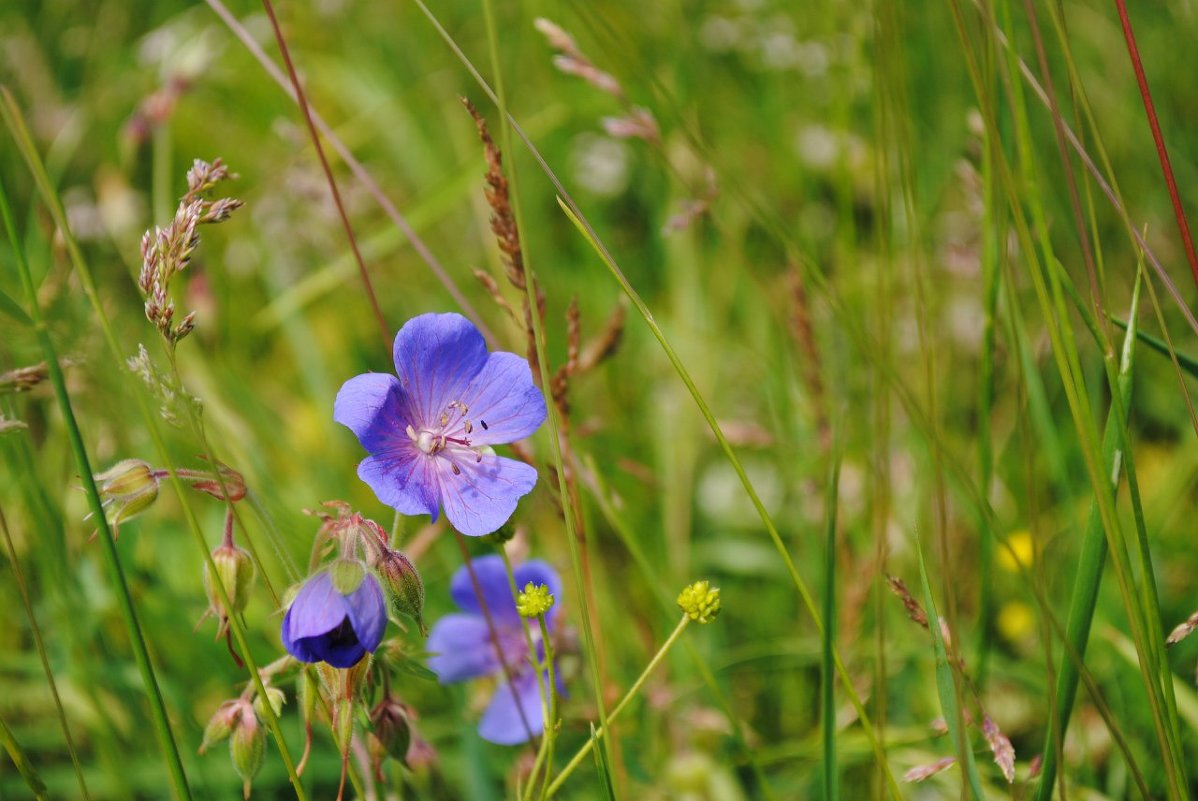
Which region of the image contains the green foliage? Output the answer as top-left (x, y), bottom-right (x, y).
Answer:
top-left (3, 0), bottom-right (1198, 798)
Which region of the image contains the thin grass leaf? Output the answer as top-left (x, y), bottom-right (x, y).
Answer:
top-left (589, 722), bottom-right (618, 801)
top-left (0, 285), bottom-right (31, 327)
top-left (914, 538), bottom-right (987, 800)
top-left (553, 192), bottom-right (901, 799)
top-left (0, 89), bottom-right (306, 801)
top-left (0, 169), bottom-right (193, 800)
top-left (472, 0), bottom-right (617, 779)
top-left (821, 452), bottom-right (841, 801)
top-left (1110, 318), bottom-right (1198, 380)
top-left (0, 715), bottom-right (48, 800)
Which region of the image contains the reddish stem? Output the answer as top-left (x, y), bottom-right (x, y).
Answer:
top-left (259, 0), bottom-right (391, 349)
top-left (1115, 0), bottom-right (1198, 292)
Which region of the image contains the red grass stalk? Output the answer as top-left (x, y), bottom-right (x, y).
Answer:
top-left (259, 0), bottom-right (390, 349)
top-left (1114, 0), bottom-right (1198, 292)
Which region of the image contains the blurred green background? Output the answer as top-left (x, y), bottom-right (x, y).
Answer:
top-left (3, 0), bottom-right (1198, 798)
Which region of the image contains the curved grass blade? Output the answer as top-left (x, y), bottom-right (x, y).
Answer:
top-left (0, 715), bottom-right (48, 800)
top-left (554, 195), bottom-right (901, 799)
top-left (1033, 274), bottom-right (1140, 800)
top-left (0, 285), bottom-right (31, 327)
top-left (0, 170), bottom-right (193, 800)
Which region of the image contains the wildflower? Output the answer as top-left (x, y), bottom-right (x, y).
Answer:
top-left (427, 555), bottom-right (562, 745)
top-left (677, 580), bottom-right (721, 623)
top-left (516, 583), bottom-right (555, 618)
top-left (335, 313), bottom-right (547, 537)
top-left (281, 561), bottom-right (387, 669)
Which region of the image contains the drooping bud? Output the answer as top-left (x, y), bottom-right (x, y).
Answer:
top-left (677, 580), bottom-right (721, 624)
top-left (229, 703), bottom-right (265, 799)
top-left (516, 582), bottom-right (555, 619)
top-left (204, 541), bottom-right (256, 636)
top-left (199, 701), bottom-right (240, 754)
top-left (367, 544), bottom-right (426, 635)
top-left (93, 459), bottom-right (160, 531)
top-left (369, 697), bottom-right (412, 766)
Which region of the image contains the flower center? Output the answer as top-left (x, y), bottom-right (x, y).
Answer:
top-left (406, 400), bottom-right (485, 473)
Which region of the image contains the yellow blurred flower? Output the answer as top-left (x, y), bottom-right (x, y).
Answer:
top-left (998, 601), bottom-right (1035, 642)
top-left (998, 530), bottom-right (1034, 572)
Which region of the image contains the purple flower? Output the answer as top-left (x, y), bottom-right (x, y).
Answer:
top-left (427, 555), bottom-right (562, 745)
top-left (281, 562), bottom-right (387, 669)
top-left (334, 313), bottom-right (547, 537)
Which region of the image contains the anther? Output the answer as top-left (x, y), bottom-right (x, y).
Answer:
top-left (464, 421), bottom-right (473, 434)
top-left (451, 463), bottom-right (461, 475)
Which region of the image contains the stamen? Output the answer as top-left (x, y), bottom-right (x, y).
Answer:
top-left (464, 421), bottom-right (473, 434)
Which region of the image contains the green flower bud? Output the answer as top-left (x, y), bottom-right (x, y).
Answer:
top-left (252, 687), bottom-right (286, 720)
top-left (367, 546), bottom-right (426, 635)
top-left (198, 701), bottom-right (239, 754)
top-left (677, 580), bottom-right (721, 624)
top-left (93, 459), bottom-right (160, 530)
top-left (229, 705), bottom-right (265, 800)
top-left (204, 542), bottom-right (255, 633)
top-left (327, 558), bottom-right (368, 595)
top-left (516, 582), bottom-right (555, 618)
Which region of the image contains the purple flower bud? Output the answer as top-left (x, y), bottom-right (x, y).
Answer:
top-left (281, 561), bottom-right (386, 669)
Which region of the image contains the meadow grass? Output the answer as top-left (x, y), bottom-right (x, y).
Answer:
top-left (3, 0), bottom-right (1198, 798)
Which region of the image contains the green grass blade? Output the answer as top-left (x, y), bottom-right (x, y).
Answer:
top-left (1033, 274), bottom-right (1140, 801)
top-left (554, 195), bottom-right (901, 799)
top-left (474, 0), bottom-right (616, 781)
top-left (914, 538), bottom-right (986, 801)
top-left (821, 453), bottom-right (841, 801)
top-left (0, 285), bottom-right (31, 327)
top-left (589, 723), bottom-right (618, 801)
top-left (0, 714), bottom-right (48, 800)
top-left (1110, 317), bottom-right (1198, 380)
top-left (0, 170), bottom-right (194, 801)
top-left (1, 87), bottom-right (306, 800)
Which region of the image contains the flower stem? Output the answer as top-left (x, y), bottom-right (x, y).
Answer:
top-left (545, 616), bottom-right (690, 797)
top-left (535, 613), bottom-right (558, 800)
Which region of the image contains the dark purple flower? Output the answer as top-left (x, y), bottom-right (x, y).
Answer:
top-left (427, 555), bottom-right (562, 745)
top-left (334, 313), bottom-right (547, 537)
top-left (281, 562), bottom-right (387, 669)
